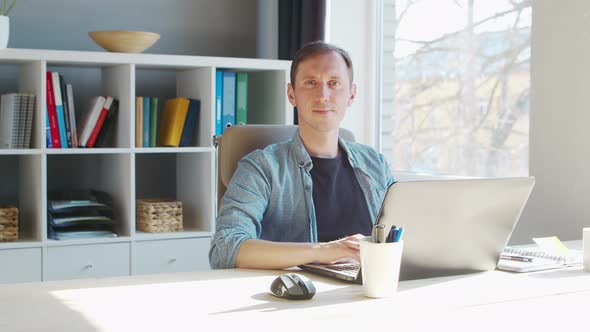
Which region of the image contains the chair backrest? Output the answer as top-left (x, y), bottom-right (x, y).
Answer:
top-left (216, 124), bottom-right (355, 208)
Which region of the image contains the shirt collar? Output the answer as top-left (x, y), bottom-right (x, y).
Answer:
top-left (289, 131), bottom-right (358, 169)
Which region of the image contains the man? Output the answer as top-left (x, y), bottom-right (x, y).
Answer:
top-left (209, 41), bottom-right (394, 269)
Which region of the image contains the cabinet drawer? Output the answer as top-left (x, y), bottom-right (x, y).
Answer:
top-left (46, 243), bottom-right (130, 281)
top-left (133, 237), bottom-right (210, 275)
top-left (0, 248), bottom-right (42, 284)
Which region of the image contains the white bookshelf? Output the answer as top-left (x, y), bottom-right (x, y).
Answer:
top-left (0, 48), bottom-right (292, 283)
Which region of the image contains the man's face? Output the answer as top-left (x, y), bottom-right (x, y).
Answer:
top-left (288, 51), bottom-right (356, 134)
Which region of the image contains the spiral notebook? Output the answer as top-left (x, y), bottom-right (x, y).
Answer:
top-left (497, 245), bottom-right (583, 273)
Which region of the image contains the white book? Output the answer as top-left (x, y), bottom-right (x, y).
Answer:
top-left (66, 84), bottom-right (77, 147)
top-left (78, 96), bottom-right (106, 147)
top-left (0, 93), bottom-right (18, 149)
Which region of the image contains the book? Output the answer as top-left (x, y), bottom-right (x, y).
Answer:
top-left (236, 72), bottom-right (248, 125)
top-left (215, 70), bottom-right (223, 136)
top-left (86, 97), bottom-right (114, 148)
top-left (16, 94), bottom-right (26, 148)
top-left (158, 97), bottom-right (190, 147)
top-left (179, 98), bottom-right (200, 147)
top-left (143, 96), bottom-right (150, 147)
top-left (46, 72), bottom-right (61, 148)
top-left (58, 74), bottom-right (73, 148)
top-left (222, 71), bottom-right (236, 133)
top-left (45, 106), bottom-right (52, 148)
top-left (149, 97), bottom-right (159, 147)
top-left (66, 84), bottom-right (78, 147)
top-left (51, 72), bottom-right (68, 148)
top-left (136, 96), bottom-right (143, 147)
top-left (0, 93), bottom-right (18, 148)
top-left (94, 99), bottom-right (119, 148)
top-left (78, 96), bottom-right (106, 147)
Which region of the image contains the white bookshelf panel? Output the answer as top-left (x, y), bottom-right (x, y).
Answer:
top-left (177, 67), bottom-right (214, 148)
top-left (103, 64), bottom-right (134, 148)
top-left (135, 152), bottom-right (214, 233)
top-left (19, 61), bottom-right (44, 149)
top-left (0, 154), bottom-right (43, 242)
top-left (46, 153), bottom-right (133, 238)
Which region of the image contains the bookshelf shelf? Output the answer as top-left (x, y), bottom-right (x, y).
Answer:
top-left (0, 48), bottom-right (292, 283)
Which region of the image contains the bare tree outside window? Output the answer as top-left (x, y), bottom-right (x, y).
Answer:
top-left (381, 0), bottom-right (531, 177)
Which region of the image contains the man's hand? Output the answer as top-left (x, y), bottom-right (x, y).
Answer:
top-left (313, 234), bottom-right (365, 264)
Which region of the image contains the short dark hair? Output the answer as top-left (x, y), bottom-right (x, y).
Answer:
top-left (290, 41), bottom-right (354, 85)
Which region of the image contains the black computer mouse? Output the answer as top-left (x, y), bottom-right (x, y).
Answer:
top-left (269, 273), bottom-right (316, 300)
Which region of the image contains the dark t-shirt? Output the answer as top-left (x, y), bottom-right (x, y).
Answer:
top-left (310, 148), bottom-right (373, 242)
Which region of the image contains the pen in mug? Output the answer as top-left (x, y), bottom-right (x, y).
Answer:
top-left (394, 227), bottom-right (404, 242)
top-left (387, 225), bottom-right (397, 243)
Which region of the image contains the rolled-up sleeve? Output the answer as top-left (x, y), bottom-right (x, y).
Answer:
top-left (209, 153), bottom-right (271, 269)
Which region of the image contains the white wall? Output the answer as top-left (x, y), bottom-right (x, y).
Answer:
top-left (9, 0), bottom-right (258, 57)
top-left (329, 0), bottom-right (378, 146)
top-left (511, 0), bottom-right (590, 244)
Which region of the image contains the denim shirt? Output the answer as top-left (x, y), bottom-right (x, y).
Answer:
top-left (209, 132), bottom-right (395, 269)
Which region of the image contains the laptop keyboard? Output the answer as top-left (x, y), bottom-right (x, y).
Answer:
top-left (327, 262), bottom-right (360, 273)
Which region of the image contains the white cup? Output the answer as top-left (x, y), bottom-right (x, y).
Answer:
top-left (584, 228), bottom-right (590, 272)
top-left (359, 237), bottom-right (404, 298)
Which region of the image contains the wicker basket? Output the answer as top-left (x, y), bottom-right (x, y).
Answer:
top-left (136, 199), bottom-right (183, 233)
top-left (0, 206), bottom-right (18, 241)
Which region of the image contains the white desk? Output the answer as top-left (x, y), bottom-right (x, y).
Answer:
top-left (0, 266), bottom-right (589, 332)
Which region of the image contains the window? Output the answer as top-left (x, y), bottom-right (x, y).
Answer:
top-left (380, 0), bottom-right (531, 177)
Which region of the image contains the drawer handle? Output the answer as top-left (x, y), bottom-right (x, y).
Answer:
top-left (169, 258), bottom-right (177, 264)
top-left (84, 264), bottom-right (93, 270)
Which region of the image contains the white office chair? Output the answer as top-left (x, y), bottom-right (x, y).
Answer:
top-left (215, 124), bottom-right (355, 209)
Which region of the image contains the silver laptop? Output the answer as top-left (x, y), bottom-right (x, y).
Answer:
top-left (299, 177), bottom-right (535, 283)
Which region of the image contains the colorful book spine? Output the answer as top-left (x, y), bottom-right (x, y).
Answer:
top-left (135, 96), bottom-right (143, 147)
top-left (58, 74), bottom-right (72, 148)
top-left (94, 99), bottom-right (119, 147)
top-left (236, 72), bottom-right (248, 125)
top-left (45, 107), bottom-right (52, 148)
top-left (46, 72), bottom-right (61, 148)
top-left (215, 70), bottom-right (223, 136)
top-left (51, 72), bottom-right (67, 148)
top-left (222, 71), bottom-right (236, 133)
top-left (179, 98), bottom-right (200, 147)
top-left (66, 84), bottom-right (78, 148)
top-left (158, 97), bottom-right (190, 147)
top-left (86, 97), bottom-right (114, 148)
top-left (149, 97), bottom-right (159, 147)
top-left (142, 96), bottom-right (150, 147)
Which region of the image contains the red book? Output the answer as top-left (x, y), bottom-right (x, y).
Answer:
top-left (46, 72), bottom-right (61, 148)
top-left (86, 96), bottom-right (113, 148)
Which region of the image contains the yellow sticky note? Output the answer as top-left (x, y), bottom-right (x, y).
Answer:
top-left (532, 236), bottom-right (570, 257)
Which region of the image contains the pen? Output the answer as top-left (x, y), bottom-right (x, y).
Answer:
top-left (501, 254), bottom-right (533, 263)
top-left (387, 225), bottom-right (397, 243)
top-left (394, 227), bottom-right (404, 242)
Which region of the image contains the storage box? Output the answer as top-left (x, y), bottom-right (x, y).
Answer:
top-left (0, 206), bottom-right (18, 241)
top-left (136, 199), bottom-right (183, 233)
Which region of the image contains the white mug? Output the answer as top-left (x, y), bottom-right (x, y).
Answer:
top-left (584, 228), bottom-right (590, 272)
top-left (359, 237), bottom-right (404, 298)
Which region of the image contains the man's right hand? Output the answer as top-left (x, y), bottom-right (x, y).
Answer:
top-left (313, 233), bottom-right (364, 264)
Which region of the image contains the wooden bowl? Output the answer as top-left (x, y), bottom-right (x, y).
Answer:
top-left (88, 30), bottom-right (161, 53)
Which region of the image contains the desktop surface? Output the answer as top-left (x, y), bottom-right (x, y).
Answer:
top-left (0, 266), bottom-right (589, 331)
